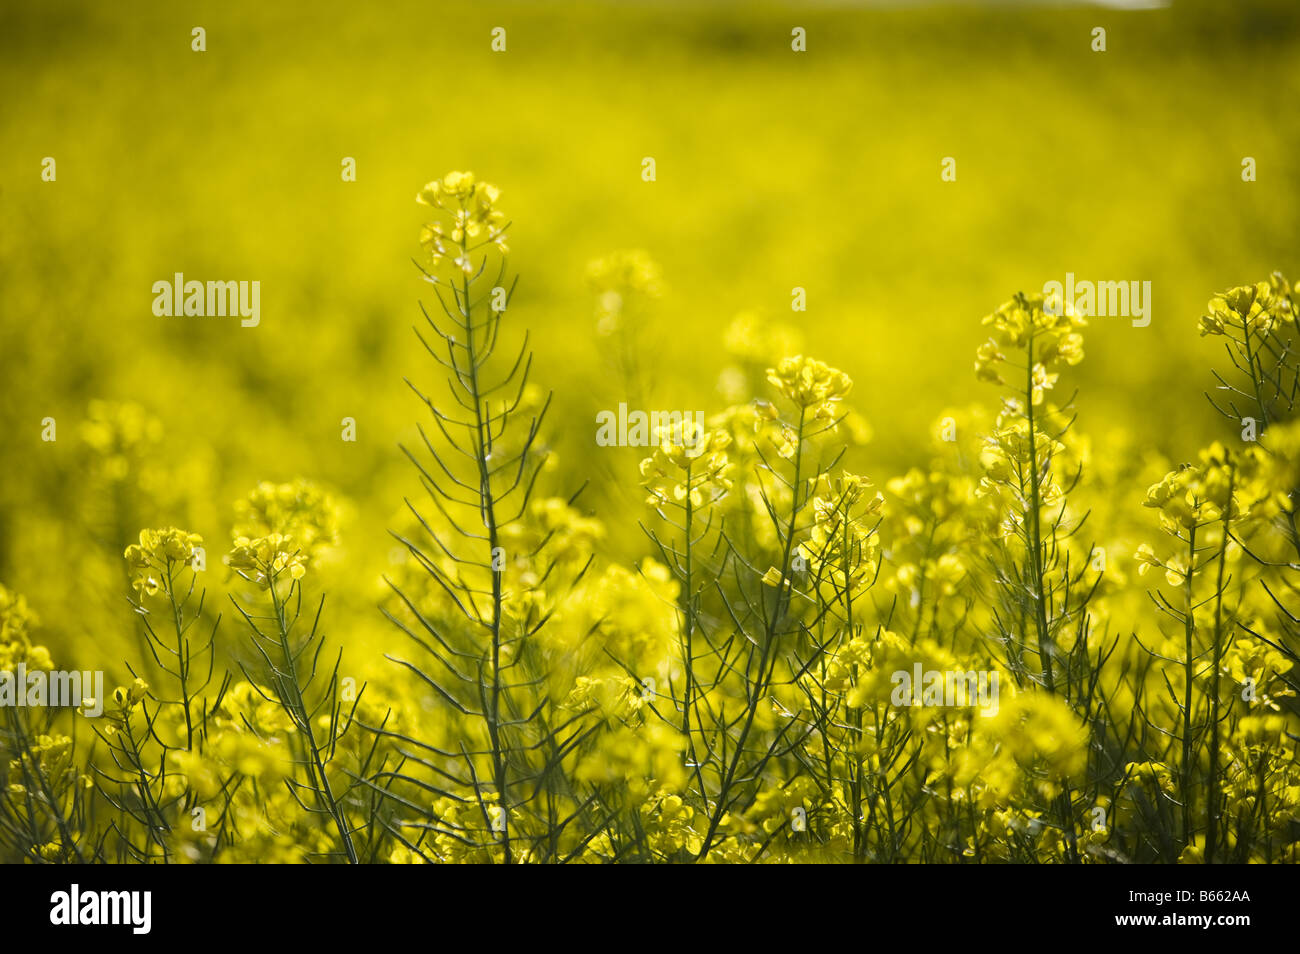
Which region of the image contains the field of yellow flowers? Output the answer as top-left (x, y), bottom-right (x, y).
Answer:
top-left (2, 0), bottom-right (1298, 866)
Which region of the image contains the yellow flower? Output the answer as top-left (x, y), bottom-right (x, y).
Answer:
top-left (233, 479), bottom-right (338, 557)
top-left (0, 584), bottom-right (53, 672)
top-left (641, 429), bottom-right (732, 511)
top-left (1198, 280), bottom-right (1291, 337)
top-left (417, 171), bottom-right (508, 271)
top-left (226, 534), bottom-right (308, 587)
top-left (1030, 363), bottom-right (1058, 405)
top-left (977, 292), bottom-right (1086, 386)
top-left (765, 355), bottom-right (852, 413)
top-left (800, 472), bottom-right (883, 605)
top-left (123, 527), bottom-right (204, 597)
top-left (110, 678), bottom-right (150, 713)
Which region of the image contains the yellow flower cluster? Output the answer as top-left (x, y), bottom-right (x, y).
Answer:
top-left (640, 428), bottom-right (733, 510)
top-left (233, 478), bottom-right (338, 556)
top-left (948, 693), bottom-right (1090, 808)
top-left (1140, 442), bottom-right (1285, 534)
top-left (111, 678), bottom-right (149, 713)
top-left (797, 472), bottom-right (883, 605)
top-left (225, 533), bottom-right (307, 586)
top-left (123, 527), bottom-right (203, 597)
top-left (639, 792), bottom-right (704, 857)
top-left (766, 355), bottom-right (852, 417)
top-left (978, 412), bottom-right (1068, 513)
top-left (0, 584), bottom-right (52, 672)
top-left (221, 479), bottom-right (339, 587)
top-left (5, 732), bottom-right (84, 799)
top-left (561, 674), bottom-right (645, 722)
top-left (417, 171), bottom-right (508, 272)
top-left (95, 677), bottom-right (151, 737)
top-left (976, 292), bottom-right (1085, 398)
top-left (1198, 273), bottom-right (1296, 337)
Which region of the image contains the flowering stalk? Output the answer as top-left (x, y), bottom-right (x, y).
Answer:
top-left (378, 172), bottom-right (600, 864)
top-left (124, 528), bottom-right (219, 751)
top-left (229, 535), bottom-right (359, 863)
top-left (976, 292), bottom-right (1098, 861)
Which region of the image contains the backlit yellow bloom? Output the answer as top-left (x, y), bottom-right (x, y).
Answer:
top-left (123, 527), bottom-right (204, 597)
top-left (641, 428), bottom-right (732, 510)
top-left (225, 533), bottom-right (308, 586)
top-left (765, 355), bottom-right (852, 413)
top-left (417, 171), bottom-right (509, 271)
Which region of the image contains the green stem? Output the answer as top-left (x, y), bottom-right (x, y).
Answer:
top-left (1181, 523), bottom-right (1197, 851)
top-left (1205, 471), bottom-right (1233, 864)
top-left (268, 576), bottom-right (357, 864)
top-left (1023, 331), bottom-right (1079, 863)
top-left (696, 407), bottom-right (807, 861)
top-left (460, 237), bottom-right (511, 865)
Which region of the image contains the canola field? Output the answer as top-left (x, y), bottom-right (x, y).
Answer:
top-left (1, 0), bottom-right (1298, 863)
